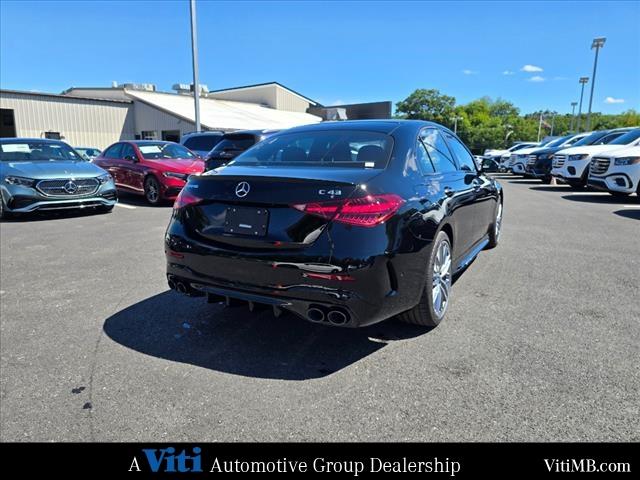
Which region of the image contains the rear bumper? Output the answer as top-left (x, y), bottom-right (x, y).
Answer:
top-left (164, 217), bottom-right (418, 327)
top-left (165, 251), bottom-right (395, 327)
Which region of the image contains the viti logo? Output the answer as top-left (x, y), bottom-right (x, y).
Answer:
top-left (129, 446), bottom-right (203, 472)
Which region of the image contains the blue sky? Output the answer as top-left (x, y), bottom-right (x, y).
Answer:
top-left (1, 0), bottom-right (639, 114)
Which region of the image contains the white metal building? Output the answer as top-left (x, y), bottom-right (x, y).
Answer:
top-left (1, 82), bottom-right (323, 149)
top-left (0, 90), bottom-right (135, 148)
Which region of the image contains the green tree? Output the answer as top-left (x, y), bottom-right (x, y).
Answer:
top-left (394, 88), bottom-right (637, 153)
top-left (395, 89), bottom-right (456, 126)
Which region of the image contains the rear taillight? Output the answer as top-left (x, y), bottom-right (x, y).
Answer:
top-left (292, 194), bottom-right (404, 227)
top-left (174, 189), bottom-right (202, 209)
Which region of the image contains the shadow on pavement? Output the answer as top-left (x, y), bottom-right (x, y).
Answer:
top-left (103, 291), bottom-right (431, 380)
top-left (117, 192), bottom-right (172, 208)
top-left (561, 194), bottom-right (637, 205)
top-left (529, 186), bottom-right (571, 193)
top-left (507, 180), bottom-right (541, 185)
top-left (0, 207), bottom-right (110, 223)
top-left (613, 209), bottom-right (640, 221)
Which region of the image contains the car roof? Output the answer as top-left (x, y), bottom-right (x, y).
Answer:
top-left (129, 140), bottom-right (175, 144)
top-left (182, 131), bottom-right (224, 137)
top-left (0, 137), bottom-right (68, 144)
top-left (281, 119), bottom-right (442, 135)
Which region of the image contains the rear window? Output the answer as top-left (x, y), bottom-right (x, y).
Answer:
top-left (183, 135), bottom-right (222, 151)
top-left (230, 130), bottom-right (393, 169)
top-left (211, 134), bottom-right (257, 154)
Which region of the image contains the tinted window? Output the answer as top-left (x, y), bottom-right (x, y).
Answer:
top-left (545, 135), bottom-right (573, 148)
top-left (184, 135), bottom-right (222, 151)
top-left (121, 143), bottom-right (136, 160)
top-left (594, 132), bottom-right (625, 145)
top-left (416, 140), bottom-right (435, 174)
top-left (135, 142), bottom-right (196, 160)
top-left (420, 129), bottom-right (456, 173)
top-left (0, 140), bottom-right (84, 162)
top-left (229, 130), bottom-right (393, 169)
top-left (444, 133), bottom-right (477, 172)
top-left (608, 129), bottom-right (640, 145)
top-left (211, 134), bottom-right (257, 154)
top-left (104, 143), bottom-right (122, 159)
top-left (571, 131), bottom-right (609, 147)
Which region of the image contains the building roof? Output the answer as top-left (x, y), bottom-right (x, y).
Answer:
top-left (125, 89), bottom-right (322, 131)
top-left (1, 88), bottom-right (132, 104)
top-left (207, 81), bottom-right (321, 106)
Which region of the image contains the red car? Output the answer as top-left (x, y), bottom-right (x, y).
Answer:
top-left (94, 141), bottom-right (204, 205)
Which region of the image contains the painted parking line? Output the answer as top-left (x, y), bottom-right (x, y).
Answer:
top-left (115, 203), bottom-right (136, 209)
top-left (623, 205), bottom-right (640, 208)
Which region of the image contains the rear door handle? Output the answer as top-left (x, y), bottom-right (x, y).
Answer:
top-left (444, 187), bottom-right (455, 197)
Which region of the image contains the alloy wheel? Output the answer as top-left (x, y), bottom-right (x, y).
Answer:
top-left (145, 178), bottom-right (159, 204)
top-left (432, 239), bottom-right (452, 319)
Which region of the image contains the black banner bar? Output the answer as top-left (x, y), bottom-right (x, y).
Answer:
top-left (0, 443), bottom-right (635, 476)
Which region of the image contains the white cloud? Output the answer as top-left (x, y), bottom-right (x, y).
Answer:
top-left (521, 64), bottom-right (543, 73)
top-left (604, 97), bottom-right (625, 104)
top-left (462, 69), bottom-right (478, 75)
top-left (527, 76), bottom-right (546, 82)
top-left (502, 70), bottom-right (515, 75)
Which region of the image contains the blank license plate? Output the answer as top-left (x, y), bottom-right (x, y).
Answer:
top-left (224, 207), bottom-right (269, 236)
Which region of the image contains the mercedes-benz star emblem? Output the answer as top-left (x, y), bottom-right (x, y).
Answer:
top-left (235, 181), bottom-right (250, 198)
top-left (63, 181), bottom-right (78, 194)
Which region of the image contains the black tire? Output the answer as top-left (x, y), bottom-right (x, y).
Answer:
top-left (486, 200), bottom-right (503, 249)
top-left (397, 231), bottom-right (452, 327)
top-left (542, 175), bottom-right (552, 184)
top-left (144, 176), bottom-right (162, 205)
top-left (0, 196), bottom-right (11, 220)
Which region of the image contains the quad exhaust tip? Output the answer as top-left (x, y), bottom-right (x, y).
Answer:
top-left (327, 310), bottom-right (348, 325)
top-left (307, 307), bottom-right (325, 323)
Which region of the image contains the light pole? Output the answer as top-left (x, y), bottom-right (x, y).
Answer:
top-left (452, 116), bottom-right (463, 134)
top-left (569, 101), bottom-right (578, 132)
top-left (586, 36), bottom-right (606, 131)
top-left (189, 0), bottom-right (201, 132)
top-left (576, 77), bottom-right (589, 132)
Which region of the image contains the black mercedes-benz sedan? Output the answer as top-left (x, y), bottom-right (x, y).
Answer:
top-left (165, 120), bottom-right (503, 328)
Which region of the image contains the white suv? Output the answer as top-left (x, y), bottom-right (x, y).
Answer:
top-left (511, 134), bottom-right (588, 175)
top-left (550, 128), bottom-right (638, 188)
top-left (588, 143), bottom-right (640, 196)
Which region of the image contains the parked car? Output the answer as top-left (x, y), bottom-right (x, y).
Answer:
top-left (551, 128), bottom-right (640, 188)
top-left (204, 130), bottom-right (280, 171)
top-left (165, 120), bottom-right (503, 328)
top-left (587, 144), bottom-right (640, 197)
top-left (497, 142), bottom-right (539, 171)
top-left (180, 131), bottom-right (224, 158)
top-left (510, 138), bottom-right (559, 174)
top-left (0, 138), bottom-right (116, 218)
top-left (94, 140), bottom-right (204, 205)
top-left (75, 147), bottom-right (102, 161)
top-left (483, 142), bottom-right (537, 169)
top-left (520, 133), bottom-right (590, 181)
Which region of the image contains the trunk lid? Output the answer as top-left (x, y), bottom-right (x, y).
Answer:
top-left (183, 165), bottom-right (382, 249)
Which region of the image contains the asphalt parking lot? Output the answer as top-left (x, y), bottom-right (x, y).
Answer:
top-left (0, 178), bottom-right (638, 442)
